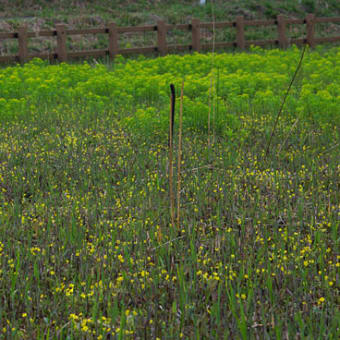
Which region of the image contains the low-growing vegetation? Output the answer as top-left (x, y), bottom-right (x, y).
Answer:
top-left (0, 46), bottom-right (339, 339)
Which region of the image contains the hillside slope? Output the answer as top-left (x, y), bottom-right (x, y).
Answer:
top-left (0, 0), bottom-right (339, 57)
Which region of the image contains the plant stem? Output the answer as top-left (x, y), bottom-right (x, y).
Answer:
top-left (265, 44), bottom-right (307, 157)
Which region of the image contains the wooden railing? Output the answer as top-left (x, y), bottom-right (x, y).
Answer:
top-left (0, 14), bottom-right (340, 64)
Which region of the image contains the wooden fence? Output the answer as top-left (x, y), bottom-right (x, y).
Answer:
top-left (0, 14), bottom-right (340, 64)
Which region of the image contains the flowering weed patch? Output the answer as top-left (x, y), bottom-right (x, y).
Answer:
top-left (0, 47), bottom-right (339, 339)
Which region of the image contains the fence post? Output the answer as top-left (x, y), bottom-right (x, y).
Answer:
top-left (236, 16), bottom-right (245, 49)
top-left (191, 18), bottom-right (201, 52)
top-left (306, 13), bottom-right (316, 48)
top-left (56, 24), bottom-right (67, 62)
top-left (108, 22), bottom-right (119, 60)
top-left (277, 15), bottom-right (288, 49)
top-left (18, 25), bottom-right (28, 64)
top-left (157, 20), bottom-right (167, 56)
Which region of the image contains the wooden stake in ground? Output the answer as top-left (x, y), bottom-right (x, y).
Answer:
top-left (169, 84), bottom-right (176, 228)
top-left (177, 81), bottom-right (184, 230)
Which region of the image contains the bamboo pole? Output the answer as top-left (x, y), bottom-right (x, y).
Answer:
top-left (208, 77), bottom-right (212, 146)
top-left (176, 81), bottom-right (184, 230)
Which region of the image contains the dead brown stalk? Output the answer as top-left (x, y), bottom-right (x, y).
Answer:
top-left (176, 81), bottom-right (184, 230)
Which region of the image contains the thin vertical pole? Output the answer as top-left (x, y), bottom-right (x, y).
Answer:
top-left (208, 77), bottom-right (212, 146)
top-left (169, 84), bottom-right (176, 228)
top-left (177, 81), bottom-right (184, 230)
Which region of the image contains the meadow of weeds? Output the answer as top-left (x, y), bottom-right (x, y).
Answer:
top-left (0, 46), bottom-right (339, 339)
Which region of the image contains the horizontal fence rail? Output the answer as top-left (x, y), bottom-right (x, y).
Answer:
top-left (0, 14), bottom-right (340, 64)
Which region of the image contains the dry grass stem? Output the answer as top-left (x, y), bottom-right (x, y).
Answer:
top-left (208, 77), bottom-right (212, 147)
top-left (265, 44), bottom-right (307, 156)
top-left (177, 81), bottom-right (184, 230)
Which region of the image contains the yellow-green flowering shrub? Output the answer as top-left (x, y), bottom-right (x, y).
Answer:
top-left (0, 46), bottom-right (339, 130)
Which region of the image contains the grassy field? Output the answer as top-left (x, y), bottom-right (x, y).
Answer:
top-left (0, 46), bottom-right (339, 339)
top-left (0, 0), bottom-right (340, 58)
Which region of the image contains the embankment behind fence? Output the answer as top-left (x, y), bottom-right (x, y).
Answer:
top-left (0, 14), bottom-right (339, 64)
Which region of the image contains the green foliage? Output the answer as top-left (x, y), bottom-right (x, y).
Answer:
top-left (1, 47), bottom-right (339, 132)
top-left (0, 47), bottom-right (339, 339)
